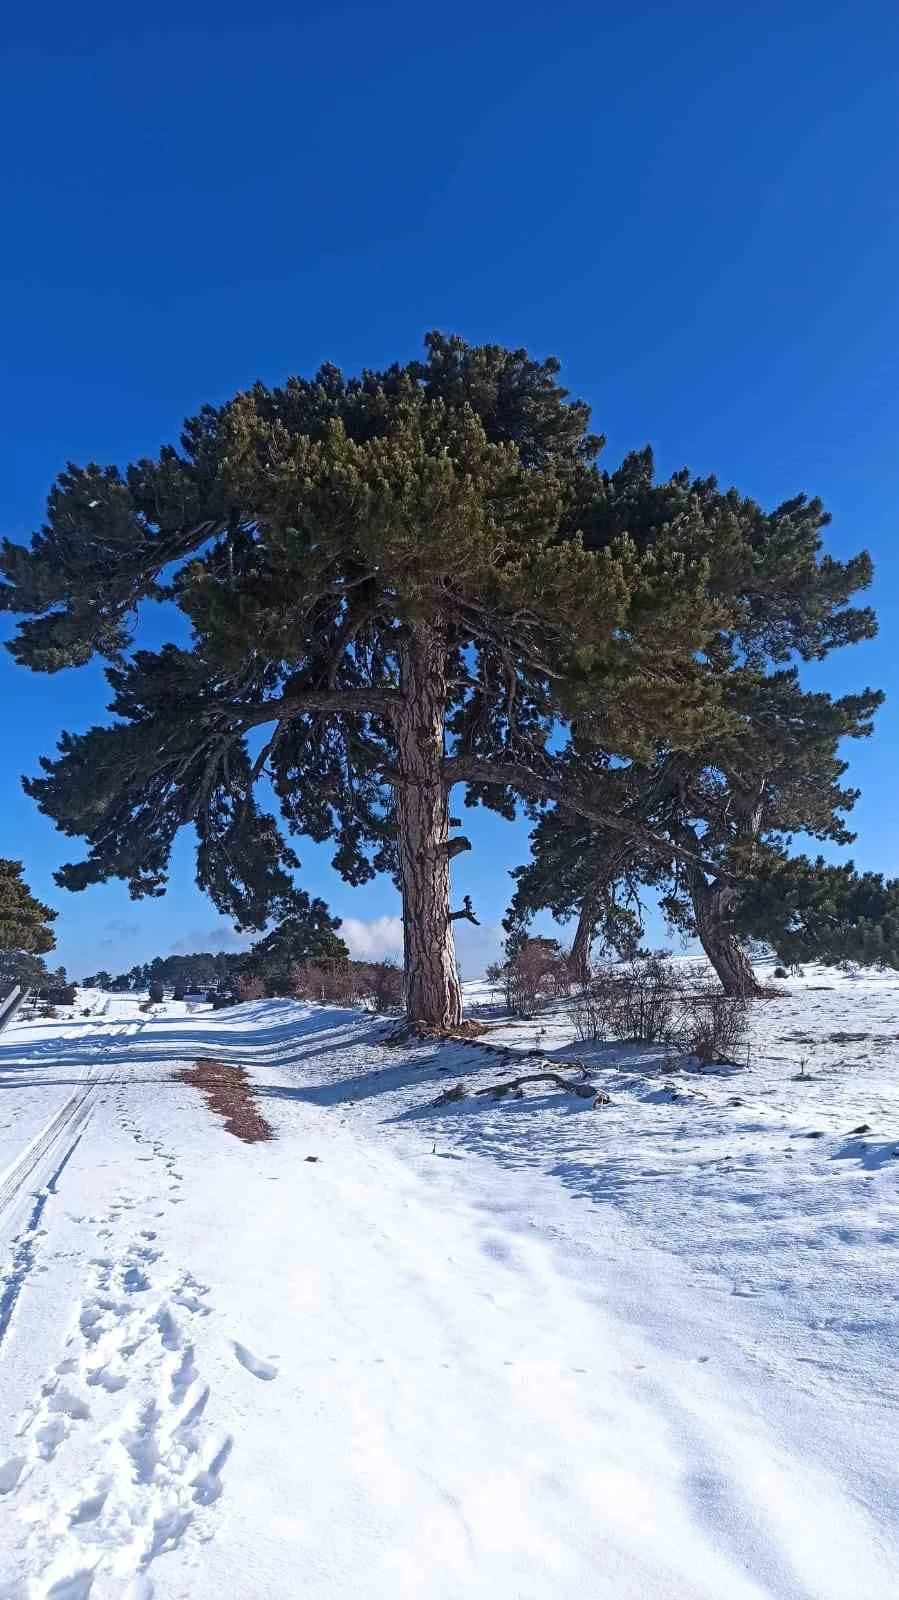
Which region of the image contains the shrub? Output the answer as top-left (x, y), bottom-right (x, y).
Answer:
top-left (361, 960), bottom-right (405, 1013)
top-left (492, 938), bottom-right (571, 1017)
top-left (571, 958), bottom-right (748, 1063)
top-left (572, 957), bottom-right (680, 1043)
top-left (234, 973), bottom-right (267, 1001)
top-left (290, 962), bottom-right (363, 1003)
top-left (684, 990), bottom-right (748, 1064)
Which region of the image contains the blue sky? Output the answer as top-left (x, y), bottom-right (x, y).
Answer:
top-left (2, 0), bottom-right (898, 980)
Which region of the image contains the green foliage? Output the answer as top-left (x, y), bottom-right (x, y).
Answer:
top-left (1, 334), bottom-right (878, 970)
top-left (0, 859), bottom-right (56, 957)
top-left (1, 333), bottom-right (731, 929)
top-left (0, 948), bottom-right (66, 991)
top-left (507, 457), bottom-right (882, 971)
top-left (733, 856), bottom-right (899, 968)
top-left (85, 952), bottom-right (246, 991)
top-left (239, 909), bottom-right (350, 995)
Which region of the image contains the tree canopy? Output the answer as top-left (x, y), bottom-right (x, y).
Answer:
top-left (507, 465), bottom-right (881, 993)
top-left (0, 858), bottom-right (56, 958)
top-left (1, 334), bottom-right (880, 1022)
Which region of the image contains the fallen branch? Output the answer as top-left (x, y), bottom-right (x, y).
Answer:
top-left (475, 1069), bottom-right (599, 1100)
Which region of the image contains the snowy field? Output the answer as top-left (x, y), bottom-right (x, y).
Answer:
top-left (1, 967), bottom-right (899, 1597)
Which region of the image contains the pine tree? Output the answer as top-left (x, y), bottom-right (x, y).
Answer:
top-left (512, 680), bottom-right (883, 996)
top-left (732, 856), bottom-right (899, 969)
top-left (239, 909), bottom-right (350, 995)
top-left (508, 455), bottom-right (881, 996)
top-left (0, 859), bottom-right (56, 957)
top-left (0, 860), bottom-right (57, 990)
top-left (2, 338), bottom-right (868, 1024)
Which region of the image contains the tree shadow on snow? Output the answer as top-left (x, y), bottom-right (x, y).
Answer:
top-left (830, 1134), bottom-right (899, 1170)
top-left (0, 1003), bottom-right (383, 1081)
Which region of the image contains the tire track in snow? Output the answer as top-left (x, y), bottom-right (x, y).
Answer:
top-left (0, 1125), bottom-right (91, 1353)
top-left (0, 1020), bottom-right (144, 1226)
top-left (0, 1022), bottom-right (139, 1355)
top-left (0, 1070), bottom-right (100, 1224)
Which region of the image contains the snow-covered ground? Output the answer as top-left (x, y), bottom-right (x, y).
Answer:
top-left (1, 968), bottom-right (898, 1597)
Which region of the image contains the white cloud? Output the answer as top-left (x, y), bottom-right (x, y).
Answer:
top-left (338, 915), bottom-right (504, 977)
top-left (341, 916), bottom-right (405, 962)
top-left (453, 920), bottom-right (505, 979)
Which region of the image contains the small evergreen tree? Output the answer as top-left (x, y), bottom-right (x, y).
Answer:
top-left (732, 856), bottom-right (899, 969)
top-left (0, 860), bottom-right (57, 991)
top-left (239, 908), bottom-right (350, 995)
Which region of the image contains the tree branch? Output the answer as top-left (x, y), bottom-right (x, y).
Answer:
top-left (474, 1070), bottom-right (600, 1100)
top-left (444, 756), bottom-right (736, 882)
top-left (450, 894), bottom-right (480, 924)
top-left (217, 687), bottom-right (402, 725)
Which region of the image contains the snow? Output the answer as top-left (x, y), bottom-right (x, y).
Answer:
top-left (1, 968), bottom-right (899, 1596)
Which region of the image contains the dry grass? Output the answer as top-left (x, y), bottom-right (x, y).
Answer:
top-left (175, 1058), bottom-right (274, 1143)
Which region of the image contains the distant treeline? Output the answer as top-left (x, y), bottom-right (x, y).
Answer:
top-left (82, 952), bottom-right (246, 992)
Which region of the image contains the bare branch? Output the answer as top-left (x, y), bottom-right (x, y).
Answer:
top-left (474, 1070), bottom-right (600, 1099)
top-left (442, 836), bottom-right (472, 860)
top-left (450, 894), bottom-right (480, 924)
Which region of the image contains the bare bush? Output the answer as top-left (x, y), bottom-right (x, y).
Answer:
top-left (290, 962), bottom-right (363, 1004)
top-left (491, 938), bottom-right (572, 1017)
top-left (360, 960), bottom-right (405, 1014)
top-left (684, 989), bottom-right (748, 1064)
top-left (572, 957), bottom-right (679, 1043)
top-left (288, 959), bottom-right (404, 1012)
top-left (234, 973), bottom-right (267, 1002)
top-left (571, 958), bottom-right (748, 1063)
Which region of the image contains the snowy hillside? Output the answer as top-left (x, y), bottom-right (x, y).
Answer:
top-left (1, 971), bottom-right (899, 1597)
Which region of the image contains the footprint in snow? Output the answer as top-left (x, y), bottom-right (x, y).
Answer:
top-left (70, 1484), bottom-right (110, 1525)
top-left (0, 1454), bottom-right (27, 1495)
top-left (233, 1342), bottom-right (278, 1381)
top-left (87, 1363), bottom-right (128, 1393)
top-left (44, 1569), bottom-right (96, 1600)
top-left (191, 1433), bottom-right (233, 1505)
top-left (47, 1387), bottom-right (91, 1421)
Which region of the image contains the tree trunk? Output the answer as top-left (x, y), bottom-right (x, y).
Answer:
top-left (569, 895), bottom-right (598, 985)
top-left (393, 621), bottom-right (462, 1029)
top-left (690, 875), bottom-right (761, 998)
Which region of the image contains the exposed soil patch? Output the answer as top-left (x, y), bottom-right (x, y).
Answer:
top-left (175, 1059), bottom-right (274, 1143)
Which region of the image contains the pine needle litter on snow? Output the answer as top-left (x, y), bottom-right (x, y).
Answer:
top-left (175, 1058), bottom-right (274, 1143)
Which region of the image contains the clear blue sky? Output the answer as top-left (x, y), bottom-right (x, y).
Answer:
top-left (2, 0), bottom-right (898, 980)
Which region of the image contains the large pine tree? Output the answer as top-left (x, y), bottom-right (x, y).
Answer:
top-left (512, 675), bottom-right (882, 992)
top-left (1, 337), bottom-right (874, 1024)
top-left (508, 457), bottom-right (881, 995)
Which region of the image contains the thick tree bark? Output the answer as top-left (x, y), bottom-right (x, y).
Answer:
top-left (689, 875), bottom-right (761, 998)
top-left (569, 895), bottom-right (598, 985)
top-left (393, 622), bottom-right (462, 1029)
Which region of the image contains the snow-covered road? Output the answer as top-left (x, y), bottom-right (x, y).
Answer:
top-left (1, 982), bottom-right (898, 1597)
